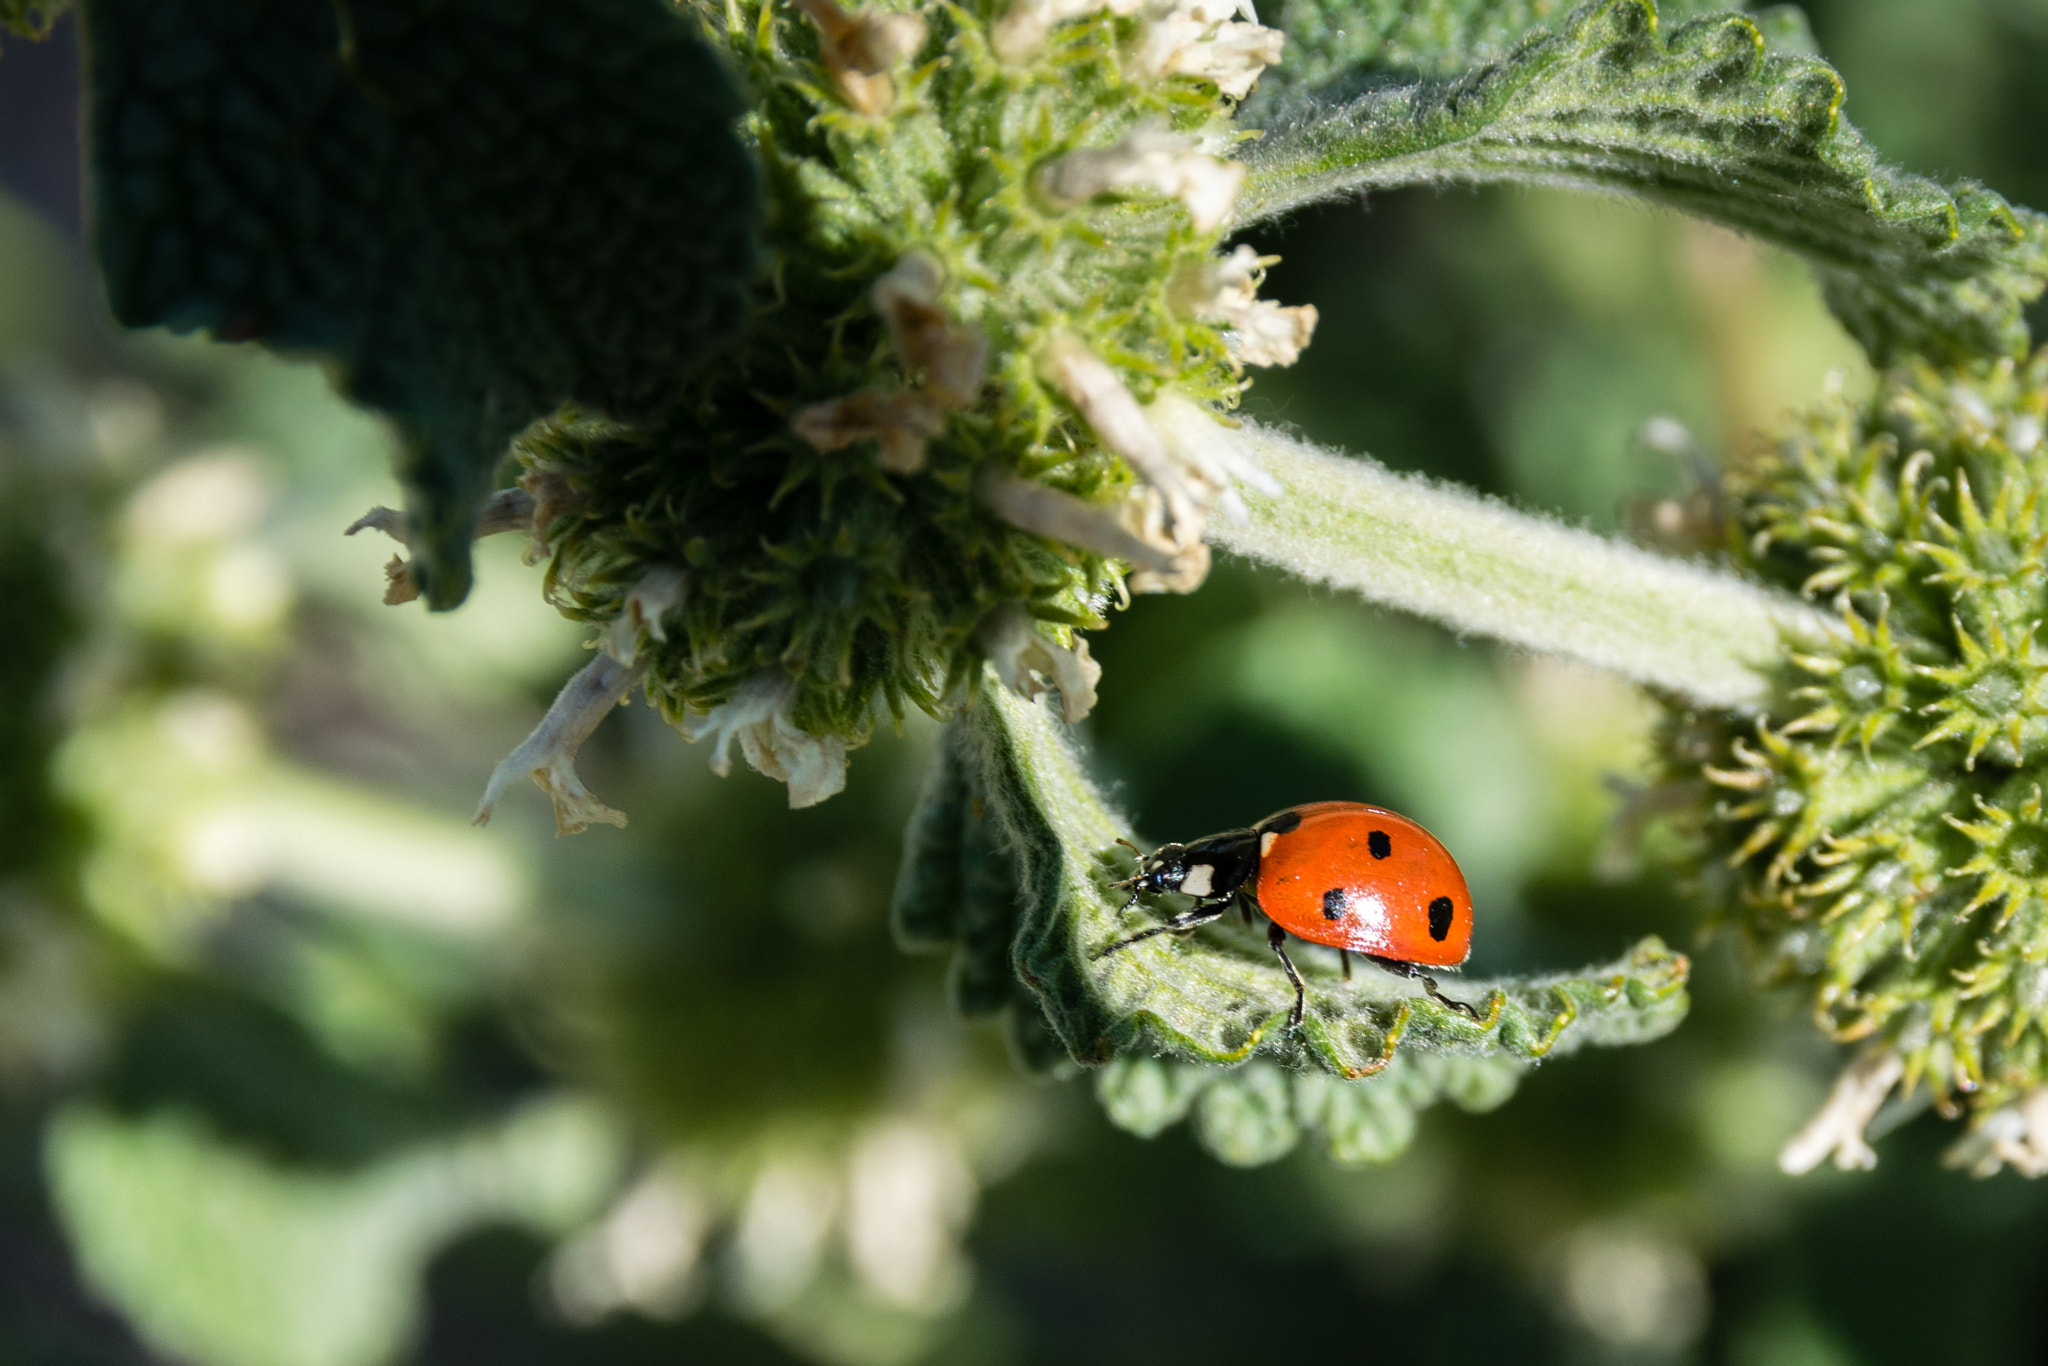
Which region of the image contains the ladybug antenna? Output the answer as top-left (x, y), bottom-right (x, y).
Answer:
top-left (1107, 839), bottom-right (1147, 893)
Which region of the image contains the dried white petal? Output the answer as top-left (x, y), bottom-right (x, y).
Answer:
top-left (977, 471), bottom-right (1208, 596)
top-left (1037, 128), bottom-right (1244, 233)
top-left (607, 566), bottom-right (688, 667)
top-left (1134, 0), bottom-right (1284, 100)
top-left (347, 487), bottom-right (541, 605)
top-left (872, 252), bottom-right (989, 406)
top-left (793, 390), bottom-right (947, 473)
top-left (981, 603), bottom-right (1102, 722)
top-left (1042, 334), bottom-right (1204, 546)
top-left (1145, 391), bottom-right (1279, 527)
top-left (991, 0), bottom-right (1144, 62)
top-left (518, 467), bottom-right (583, 562)
top-left (476, 652), bottom-right (644, 835)
top-left (1778, 1049), bottom-right (1904, 1174)
top-left (475, 486), bottom-right (538, 537)
top-left (793, 0), bottom-right (927, 114)
top-left (380, 554), bottom-right (420, 607)
top-left (1175, 244), bottom-right (1318, 368)
top-left (976, 470), bottom-right (1178, 569)
top-left (345, 506), bottom-right (408, 544)
top-left (1228, 299), bottom-right (1318, 368)
top-left (1127, 537), bottom-right (1209, 594)
top-left (1944, 1085), bottom-right (2048, 1177)
top-left (683, 672), bottom-right (849, 809)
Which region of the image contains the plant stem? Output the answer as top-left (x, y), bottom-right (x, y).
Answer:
top-left (1207, 423), bottom-right (1831, 707)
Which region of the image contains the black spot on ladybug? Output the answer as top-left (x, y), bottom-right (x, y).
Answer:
top-left (1262, 810), bottom-right (1303, 834)
top-left (1321, 887), bottom-right (1347, 920)
top-left (1428, 896), bottom-right (1454, 941)
top-left (1368, 829), bottom-right (1391, 859)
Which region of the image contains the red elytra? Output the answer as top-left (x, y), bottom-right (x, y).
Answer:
top-left (1099, 800), bottom-right (1478, 1028)
top-left (1254, 801), bottom-right (1472, 966)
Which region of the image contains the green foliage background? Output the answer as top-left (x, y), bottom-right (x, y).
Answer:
top-left (5, 2), bottom-right (2048, 1365)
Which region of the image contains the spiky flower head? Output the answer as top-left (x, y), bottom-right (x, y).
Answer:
top-left (1664, 350), bottom-right (2048, 1138)
top-left (410, 0), bottom-right (1313, 821)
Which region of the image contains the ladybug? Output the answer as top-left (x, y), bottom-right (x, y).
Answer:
top-left (1098, 801), bottom-right (1478, 1028)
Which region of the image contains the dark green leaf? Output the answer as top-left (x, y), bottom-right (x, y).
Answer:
top-left (1249, 0), bottom-right (1735, 112)
top-left (86, 0), bottom-right (758, 607)
top-left (892, 679), bottom-right (1689, 1098)
top-left (1239, 0), bottom-right (2048, 365)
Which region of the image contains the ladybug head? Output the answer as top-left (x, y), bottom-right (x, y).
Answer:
top-left (1110, 839), bottom-right (1194, 906)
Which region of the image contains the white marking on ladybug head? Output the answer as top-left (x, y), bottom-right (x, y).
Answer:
top-left (1259, 830), bottom-right (1277, 858)
top-left (1179, 863), bottom-right (1215, 898)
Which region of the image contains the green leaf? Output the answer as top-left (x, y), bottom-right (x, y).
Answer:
top-left (1238, 0), bottom-right (2048, 365)
top-left (1098, 1049), bottom-right (1523, 1166)
top-left (1250, 0), bottom-right (1733, 111)
top-left (894, 674), bottom-right (1690, 1095)
top-left (48, 1099), bottom-right (620, 1366)
top-left (893, 722), bottom-right (1077, 1075)
top-left (85, 0), bottom-right (758, 608)
top-left (0, 0), bottom-right (68, 39)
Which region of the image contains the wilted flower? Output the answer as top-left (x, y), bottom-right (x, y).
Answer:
top-left (990, 0), bottom-right (1144, 63)
top-left (791, 0), bottom-right (928, 114)
top-left (684, 672), bottom-right (850, 809)
top-left (1778, 1049), bottom-right (1903, 1174)
top-left (981, 603), bottom-right (1102, 721)
top-left (607, 566), bottom-right (688, 668)
top-left (1945, 1085), bottom-right (2048, 1177)
top-left (1175, 244), bottom-right (1319, 368)
top-left (793, 253), bottom-right (988, 474)
top-left (1133, 0), bottom-right (1283, 100)
top-left (475, 651), bottom-right (644, 835)
top-left (1042, 334), bottom-right (1207, 548)
top-left (793, 389), bottom-right (948, 474)
top-left (1037, 127), bottom-right (1244, 233)
top-left (871, 252), bottom-right (989, 407)
top-left (348, 487), bottom-right (538, 605)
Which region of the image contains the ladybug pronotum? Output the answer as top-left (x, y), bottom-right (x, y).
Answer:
top-left (1098, 801), bottom-right (1477, 1027)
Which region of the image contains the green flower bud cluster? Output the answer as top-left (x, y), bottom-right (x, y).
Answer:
top-left (464, 0), bottom-right (1315, 824)
top-left (1665, 350), bottom-right (2048, 1126)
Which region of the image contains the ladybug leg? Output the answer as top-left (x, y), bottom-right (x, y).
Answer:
top-left (1418, 974), bottom-right (1481, 1021)
top-left (1265, 921), bottom-right (1306, 1030)
top-left (1367, 956), bottom-right (1480, 1021)
top-left (1340, 948), bottom-right (1352, 982)
top-left (1093, 904), bottom-right (1230, 960)
top-left (1238, 895), bottom-right (1254, 928)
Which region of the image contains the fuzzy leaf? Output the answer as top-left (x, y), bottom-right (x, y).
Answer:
top-left (0, 0), bottom-right (67, 38)
top-left (1250, 0), bottom-right (1732, 111)
top-left (1098, 1049), bottom-right (1523, 1166)
top-left (893, 674), bottom-right (1691, 1093)
top-left (1238, 0), bottom-right (2048, 365)
top-left (86, 0), bottom-right (757, 608)
top-left (892, 724), bottom-right (1072, 1074)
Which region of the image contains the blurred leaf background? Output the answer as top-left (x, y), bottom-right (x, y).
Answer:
top-left (5, 3), bottom-right (2048, 1363)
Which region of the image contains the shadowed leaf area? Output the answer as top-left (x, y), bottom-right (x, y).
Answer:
top-left (893, 678), bottom-right (1689, 1163)
top-left (85, 0), bottom-right (757, 608)
top-left (1241, 0), bottom-right (2048, 366)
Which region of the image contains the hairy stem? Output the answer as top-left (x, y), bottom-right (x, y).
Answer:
top-left (1207, 423), bottom-right (1830, 707)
